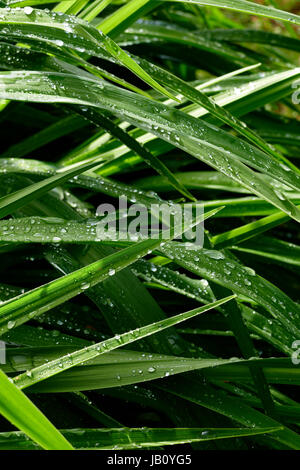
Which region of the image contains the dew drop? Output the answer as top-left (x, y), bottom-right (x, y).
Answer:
top-left (80, 282), bottom-right (90, 290)
top-left (24, 6), bottom-right (33, 15)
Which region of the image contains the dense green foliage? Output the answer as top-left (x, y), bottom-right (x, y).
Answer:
top-left (0, 0), bottom-right (299, 451)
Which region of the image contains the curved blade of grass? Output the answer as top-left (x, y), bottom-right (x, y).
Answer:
top-left (0, 170), bottom-right (204, 357)
top-left (0, 206), bottom-right (220, 244)
top-left (166, 0), bottom-right (300, 26)
top-left (98, 0), bottom-right (160, 37)
top-left (42, 64), bottom-right (298, 188)
top-left (158, 242), bottom-right (300, 336)
top-left (119, 52), bottom-right (296, 173)
top-left (0, 204), bottom-right (208, 334)
top-left (0, 71), bottom-right (300, 222)
top-left (73, 106), bottom-right (196, 201)
top-left (232, 236), bottom-right (300, 266)
top-left (0, 369), bottom-right (73, 450)
top-left (1, 161), bottom-right (296, 222)
top-left (0, 158), bottom-right (104, 219)
top-left (6, 157), bottom-right (295, 220)
top-left (6, 0), bottom-right (63, 5)
top-left (0, 216), bottom-right (128, 244)
top-left (119, 21), bottom-right (254, 67)
top-left (2, 346), bottom-right (244, 392)
top-left (133, 258), bottom-right (215, 304)
top-left (2, 323), bottom-right (91, 348)
top-left (133, 259), bottom-right (297, 355)
top-left (211, 283), bottom-right (275, 415)
top-left (84, 70), bottom-right (300, 181)
top-left (136, 171), bottom-right (293, 195)
top-left (58, 65), bottom-right (263, 167)
top-left (160, 376), bottom-right (300, 449)
top-left (0, 205), bottom-right (220, 246)
top-left (5, 346), bottom-right (294, 391)
top-left (211, 209), bottom-right (292, 247)
top-left (0, 40), bottom-right (153, 98)
top-left (17, 357), bottom-right (298, 393)
top-left (0, 426), bottom-right (281, 450)
top-left (79, 0), bottom-right (113, 22)
top-left (0, 157), bottom-right (168, 208)
top-left (202, 196), bottom-right (300, 218)
top-left (199, 28), bottom-right (300, 52)
top-left (0, 7), bottom-right (176, 100)
top-left (124, 20), bottom-right (300, 54)
top-left (136, 171), bottom-right (249, 194)
top-left (207, 223), bottom-right (275, 416)
top-left (242, 306), bottom-right (296, 355)
top-left (53, 0), bottom-right (89, 15)
top-left (12, 295), bottom-right (236, 389)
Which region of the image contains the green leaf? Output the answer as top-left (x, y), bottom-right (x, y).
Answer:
top-left (0, 369), bottom-right (73, 450)
top-left (232, 236), bottom-right (300, 266)
top-left (1, 70), bottom-right (300, 222)
top-left (160, 376), bottom-right (300, 449)
top-left (99, 0), bottom-right (159, 37)
top-left (0, 7), bottom-right (176, 100)
top-left (0, 426), bottom-right (281, 450)
top-left (0, 204), bottom-right (209, 334)
top-left (73, 106), bottom-right (196, 200)
top-left (165, 0), bottom-right (300, 26)
top-left (0, 158), bottom-right (104, 219)
top-left (12, 296), bottom-right (236, 390)
top-left (158, 242), bottom-right (300, 336)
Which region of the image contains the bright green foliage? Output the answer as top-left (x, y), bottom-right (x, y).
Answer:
top-left (0, 0), bottom-right (299, 451)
